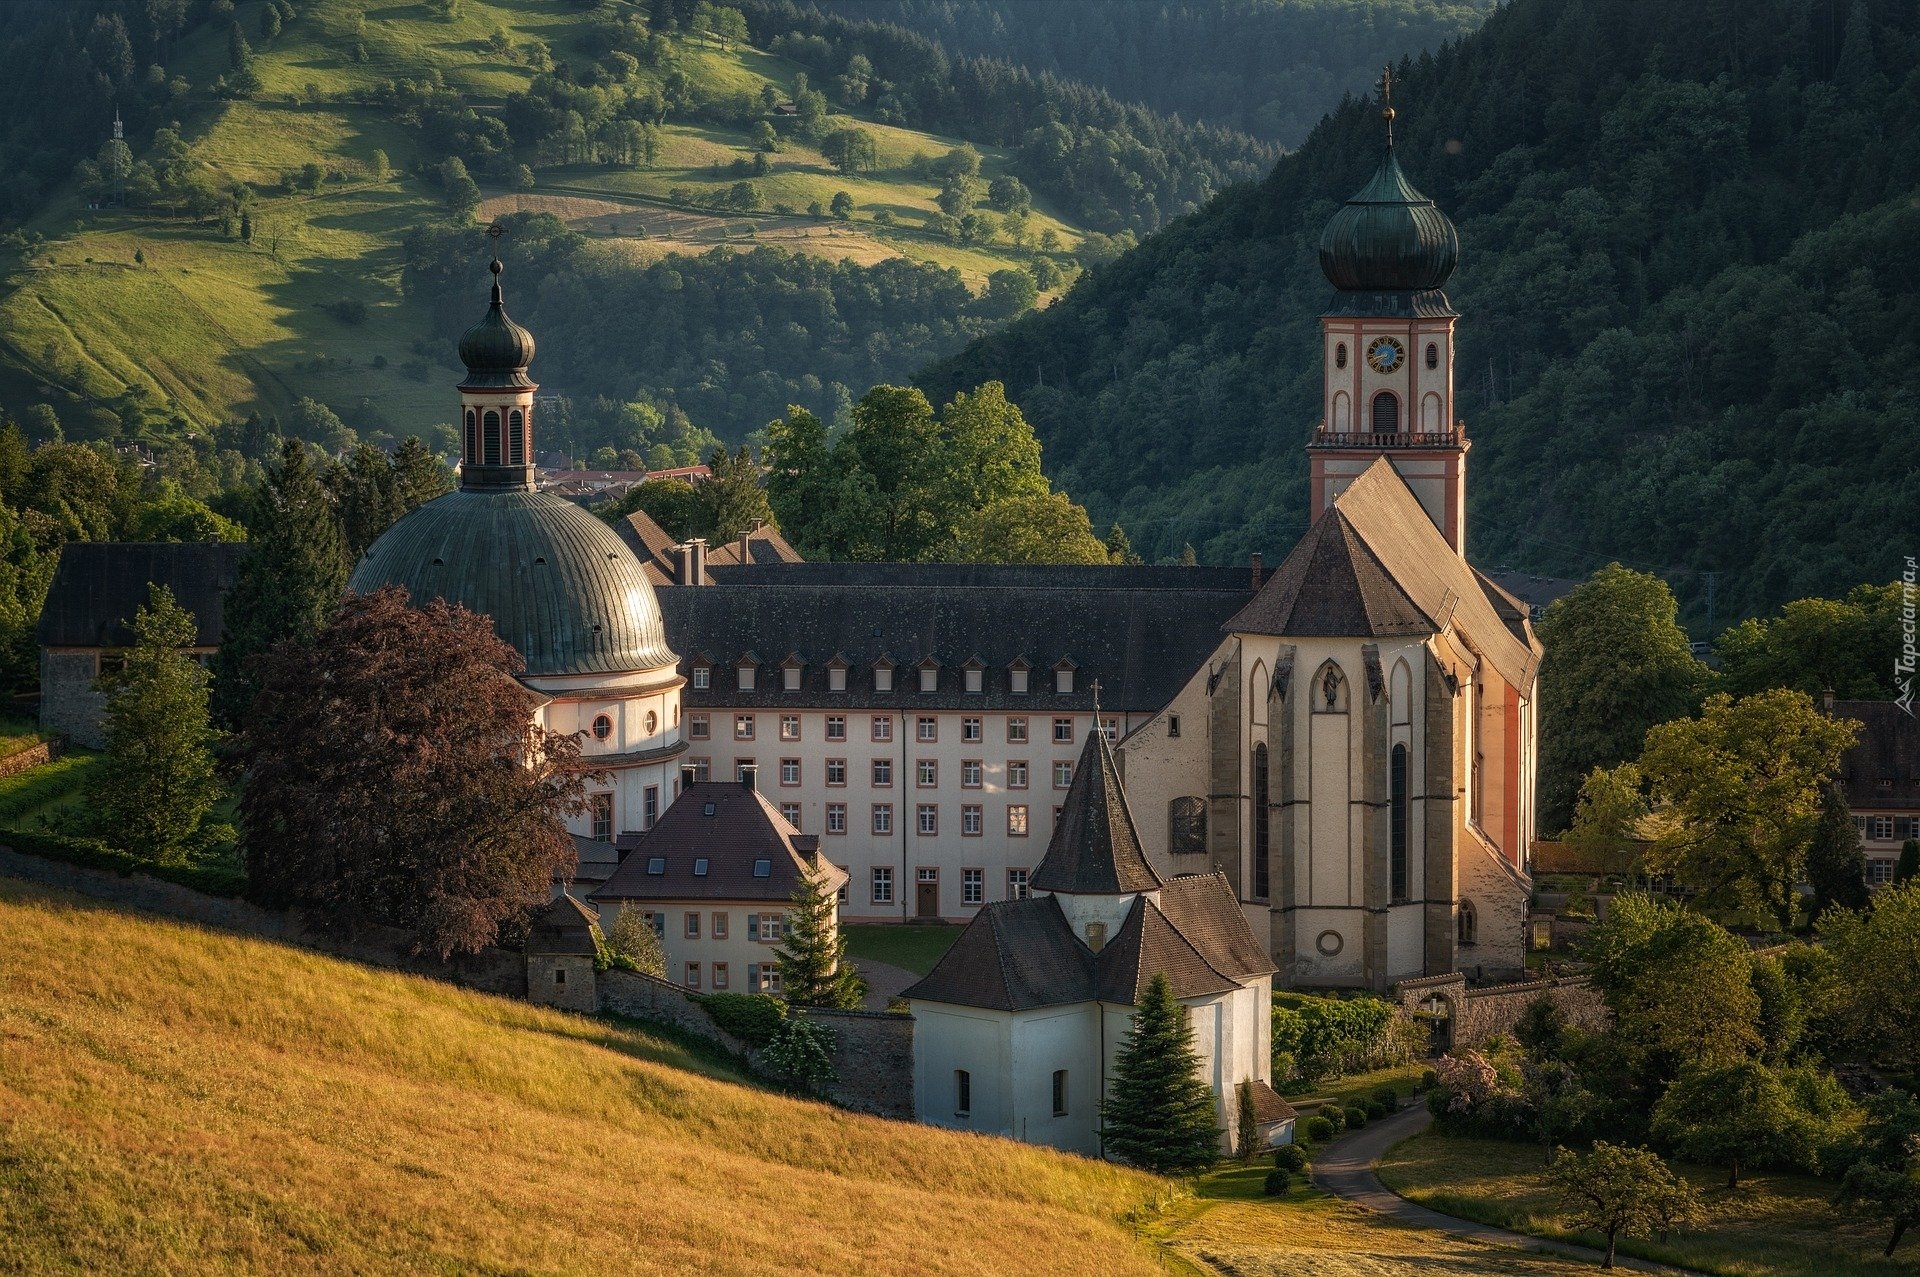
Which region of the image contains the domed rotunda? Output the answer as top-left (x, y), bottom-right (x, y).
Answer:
top-left (350, 255), bottom-right (688, 844)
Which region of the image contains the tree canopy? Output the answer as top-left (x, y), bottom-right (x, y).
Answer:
top-left (1099, 973), bottom-right (1221, 1173)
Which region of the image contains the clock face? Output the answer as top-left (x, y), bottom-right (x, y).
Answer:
top-left (1366, 336), bottom-right (1407, 373)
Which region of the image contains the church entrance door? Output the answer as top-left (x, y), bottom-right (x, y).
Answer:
top-left (916, 867), bottom-right (939, 919)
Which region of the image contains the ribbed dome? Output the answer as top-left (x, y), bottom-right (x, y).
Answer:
top-left (349, 490), bottom-right (678, 678)
top-left (458, 260), bottom-right (537, 389)
top-left (1318, 150), bottom-right (1459, 293)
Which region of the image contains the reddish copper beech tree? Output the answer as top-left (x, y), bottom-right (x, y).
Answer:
top-left (238, 587), bottom-right (592, 957)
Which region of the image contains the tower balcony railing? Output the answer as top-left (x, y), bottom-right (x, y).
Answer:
top-left (1310, 422), bottom-right (1463, 448)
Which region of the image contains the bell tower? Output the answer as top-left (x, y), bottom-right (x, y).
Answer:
top-left (456, 223), bottom-right (538, 492)
top-left (1306, 70), bottom-right (1468, 555)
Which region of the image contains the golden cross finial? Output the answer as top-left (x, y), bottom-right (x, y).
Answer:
top-left (487, 220), bottom-right (505, 261)
top-left (1378, 65), bottom-right (1397, 149)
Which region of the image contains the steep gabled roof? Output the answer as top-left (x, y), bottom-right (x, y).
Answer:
top-left (1031, 729), bottom-right (1162, 895)
top-left (527, 893), bottom-right (600, 956)
top-left (1095, 895), bottom-right (1239, 1004)
top-left (1229, 459), bottom-right (1539, 689)
top-left (899, 894), bottom-right (1096, 1011)
top-left (1157, 872), bottom-right (1277, 980)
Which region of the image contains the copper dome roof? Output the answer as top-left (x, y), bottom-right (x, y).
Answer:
top-left (1317, 149), bottom-right (1459, 294)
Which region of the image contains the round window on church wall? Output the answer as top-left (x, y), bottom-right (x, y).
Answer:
top-left (1316, 930), bottom-right (1344, 956)
top-left (645, 710), bottom-right (658, 734)
top-left (592, 714), bottom-right (613, 742)
top-left (1335, 343), bottom-right (1348, 369)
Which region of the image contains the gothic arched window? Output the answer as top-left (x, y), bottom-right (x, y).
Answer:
top-left (482, 409), bottom-right (502, 465)
top-left (1252, 743), bottom-right (1271, 900)
top-left (1458, 898), bottom-right (1477, 945)
top-left (1390, 743), bottom-right (1409, 902)
top-left (508, 408), bottom-right (526, 465)
top-left (1425, 342), bottom-right (1438, 370)
top-left (1371, 390), bottom-right (1399, 436)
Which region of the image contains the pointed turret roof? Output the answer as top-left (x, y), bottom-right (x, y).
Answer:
top-left (1030, 728), bottom-right (1162, 896)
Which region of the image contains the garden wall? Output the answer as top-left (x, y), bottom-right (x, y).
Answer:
top-left (1395, 971), bottom-right (1607, 1051)
top-left (0, 740), bottom-right (58, 780)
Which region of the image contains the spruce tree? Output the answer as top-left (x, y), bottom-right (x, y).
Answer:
top-left (329, 443), bottom-right (403, 561)
top-left (773, 867), bottom-right (866, 1009)
top-left (1100, 973), bottom-right (1221, 1173)
top-left (1807, 779), bottom-right (1870, 918)
top-left (391, 436), bottom-right (453, 510)
top-left (1897, 839), bottom-right (1920, 885)
top-left (212, 440), bottom-right (348, 727)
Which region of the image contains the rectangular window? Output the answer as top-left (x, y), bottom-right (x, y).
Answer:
top-left (962, 717), bottom-right (982, 743)
top-left (872, 865), bottom-right (893, 904)
top-left (1055, 669), bottom-right (1074, 695)
top-left (1008, 804), bottom-right (1029, 837)
top-left (1007, 717), bottom-right (1028, 744)
top-left (690, 712), bottom-right (710, 740)
top-left (962, 804), bottom-right (982, 836)
top-left (1008, 868), bottom-right (1030, 900)
top-left (917, 804), bottom-right (938, 836)
top-left (780, 801), bottom-right (802, 829)
top-left (965, 668), bottom-right (983, 694)
top-left (917, 716), bottom-right (938, 742)
top-left (872, 758), bottom-right (893, 787)
top-left (691, 666), bottom-right (710, 690)
top-left (749, 963), bottom-right (782, 994)
top-left (685, 911), bottom-right (700, 938)
top-left (872, 803), bottom-right (893, 835)
top-left (826, 758), bottom-right (847, 786)
top-left (780, 714), bottom-right (801, 741)
top-left (826, 715), bottom-right (847, 741)
top-left (919, 667), bottom-right (938, 693)
top-left (780, 758), bottom-right (801, 786)
top-left (685, 962), bottom-right (701, 989)
top-left (1052, 1069), bottom-right (1068, 1117)
top-left (1168, 714), bottom-right (1181, 738)
top-left (1053, 760), bottom-right (1074, 789)
top-left (689, 757), bottom-right (711, 781)
top-left (871, 716), bottom-right (893, 742)
top-left (961, 759), bottom-right (983, 788)
top-left (734, 758), bottom-right (756, 784)
top-left (955, 1069), bottom-right (971, 1117)
top-left (590, 792), bottom-right (613, 841)
top-left (782, 666), bottom-right (801, 692)
top-left (1052, 717), bottom-right (1075, 743)
top-left (734, 714), bottom-right (755, 741)
top-left (1870, 859), bottom-right (1895, 885)
top-left (712, 961), bottom-right (729, 990)
top-left (712, 912), bottom-right (728, 939)
top-left (962, 867), bottom-right (983, 905)
top-left (1099, 717), bottom-right (1118, 740)
top-left (643, 785), bottom-right (659, 829)
top-left (737, 666), bottom-right (756, 691)
top-left (1008, 761), bottom-right (1029, 789)
top-left (875, 667), bottom-right (894, 692)
top-left (826, 802), bottom-right (847, 834)
top-left (757, 913), bottom-right (783, 942)
top-left (1010, 668), bottom-right (1029, 695)
top-left (917, 759), bottom-right (937, 787)
top-left (1873, 815), bottom-right (1896, 840)
top-left (829, 666), bottom-right (847, 693)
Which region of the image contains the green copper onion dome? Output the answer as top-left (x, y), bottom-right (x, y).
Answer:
top-left (457, 258), bottom-right (537, 389)
top-left (1317, 148), bottom-right (1459, 293)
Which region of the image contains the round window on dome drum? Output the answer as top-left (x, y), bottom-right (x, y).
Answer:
top-left (645, 710), bottom-right (658, 734)
top-left (592, 714), bottom-right (613, 742)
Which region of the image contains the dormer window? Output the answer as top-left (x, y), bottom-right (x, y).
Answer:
top-left (919, 661), bottom-right (939, 693)
top-left (753, 858), bottom-right (771, 878)
top-left (964, 659), bottom-right (984, 694)
top-left (691, 664), bottom-right (710, 690)
top-left (693, 858), bottom-right (710, 876)
top-left (874, 662), bottom-right (894, 692)
top-left (829, 664), bottom-right (847, 692)
top-left (1054, 660), bottom-right (1077, 695)
top-left (738, 663), bottom-right (757, 692)
top-left (782, 656), bottom-right (803, 692)
top-left (1009, 660), bottom-right (1030, 695)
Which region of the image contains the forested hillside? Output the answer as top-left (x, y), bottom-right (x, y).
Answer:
top-left (921, 0), bottom-right (1920, 622)
top-left (804, 0), bottom-right (1495, 146)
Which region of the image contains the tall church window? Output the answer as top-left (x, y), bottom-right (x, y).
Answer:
top-left (482, 409), bottom-right (502, 465)
top-left (1371, 390), bottom-right (1399, 435)
top-left (1252, 743), bottom-right (1270, 899)
top-left (508, 408), bottom-right (526, 465)
top-left (463, 409), bottom-right (477, 465)
top-left (1425, 342), bottom-right (1438, 370)
top-left (1390, 743), bottom-right (1409, 902)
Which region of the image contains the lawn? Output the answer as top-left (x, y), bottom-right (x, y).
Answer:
top-left (1377, 1129), bottom-right (1917, 1276)
top-left (0, 715), bottom-right (45, 759)
top-left (1289, 1062), bottom-right (1429, 1110)
top-left (0, 877), bottom-right (1168, 1275)
top-left (843, 923), bottom-right (961, 976)
top-left (0, 752), bottom-right (103, 830)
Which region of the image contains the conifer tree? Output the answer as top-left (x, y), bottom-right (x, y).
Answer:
top-left (774, 867), bottom-right (866, 1009)
top-left (1807, 779), bottom-right (1869, 918)
top-left (213, 440), bottom-right (348, 727)
top-left (696, 444), bottom-right (777, 544)
top-left (1100, 973), bottom-right (1221, 1173)
top-left (1898, 840), bottom-right (1920, 886)
top-left (391, 436), bottom-right (453, 510)
top-left (89, 584), bottom-right (221, 865)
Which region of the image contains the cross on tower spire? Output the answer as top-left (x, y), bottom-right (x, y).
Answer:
top-left (1377, 65), bottom-right (1397, 150)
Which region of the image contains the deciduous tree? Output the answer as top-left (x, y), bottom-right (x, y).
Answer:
top-left (953, 493), bottom-right (1109, 564)
top-left (695, 445), bottom-right (776, 544)
top-left (1549, 1142), bottom-right (1701, 1269)
top-left (239, 588), bottom-right (588, 957)
top-left (1100, 973), bottom-right (1221, 1173)
top-left (1807, 779), bottom-right (1870, 919)
top-left (1820, 881), bottom-right (1920, 1072)
top-left (606, 904), bottom-right (666, 976)
top-left (1838, 1089), bottom-right (1920, 1258)
top-left (1650, 1061), bottom-right (1823, 1187)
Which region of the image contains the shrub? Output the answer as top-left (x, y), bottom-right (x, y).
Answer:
top-left (1320, 1105), bottom-right (1345, 1132)
top-left (762, 1014), bottom-right (836, 1093)
top-left (1302, 1116), bottom-right (1335, 1143)
top-left (1374, 1086), bottom-right (1400, 1108)
top-left (696, 992), bottom-right (786, 1046)
top-left (2, 828), bottom-right (245, 896)
top-left (1421, 1069), bottom-right (1438, 1091)
top-left (1364, 1100), bottom-right (1388, 1120)
top-left (0, 753), bottom-right (94, 821)
top-left (1343, 1106), bottom-right (1368, 1129)
top-left (1263, 1168), bottom-right (1291, 1196)
top-left (1271, 1144), bottom-right (1307, 1172)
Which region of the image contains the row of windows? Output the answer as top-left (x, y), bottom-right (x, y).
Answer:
top-left (1333, 340), bottom-right (1441, 370)
top-left (692, 712), bottom-right (1100, 745)
top-left (673, 910), bottom-right (785, 942)
top-left (869, 866), bottom-right (1030, 905)
top-left (727, 756), bottom-right (1076, 790)
top-left (679, 962), bottom-right (781, 992)
top-left (693, 663), bottom-right (1082, 696)
top-left (589, 710), bottom-right (662, 742)
top-left (1856, 814), bottom-right (1920, 841)
top-left (951, 1067), bottom-right (1067, 1119)
top-left (462, 406), bottom-right (529, 467)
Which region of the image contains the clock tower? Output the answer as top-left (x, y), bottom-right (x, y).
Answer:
top-left (1306, 71), bottom-right (1467, 555)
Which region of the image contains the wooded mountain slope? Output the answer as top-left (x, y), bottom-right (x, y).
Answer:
top-left (921, 0), bottom-right (1920, 622)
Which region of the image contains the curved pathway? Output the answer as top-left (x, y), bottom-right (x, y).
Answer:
top-left (1312, 1104), bottom-right (1706, 1275)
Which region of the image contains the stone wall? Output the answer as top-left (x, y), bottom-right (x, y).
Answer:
top-left (0, 740), bottom-right (57, 780)
top-left (1394, 970), bottom-right (1606, 1051)
top-left (40, 650), bottom-right (106, 748)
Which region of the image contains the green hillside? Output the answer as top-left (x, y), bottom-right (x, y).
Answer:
top-left (920, 0), bottom-right (1920, 623)
top-left (0, 0), bottom-right (1089, 449)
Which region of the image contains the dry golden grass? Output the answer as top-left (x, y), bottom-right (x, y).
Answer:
top-left (0, 878), bottom-right (1165, 1275)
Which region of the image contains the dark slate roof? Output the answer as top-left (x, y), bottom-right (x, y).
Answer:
top-left (590, 780), bottom-right (845, 904)
top-left (1480, 570), bottom-right (1580, 614)
top-left (903, 872), bottom-right (1271, 1012)
top-left (617, 512), bottom-right (802, 587)
top-left (1833, 699), bottom-right (1920, 811)
top-left (527, 893), bottom-right (599, 956)
top-left (568, 834), bottom-right (620, 885)
top-left (349, 489), bottom-right (678, 677)
top-left (1229, 459), bottom-right (1539, 689)
top-left (36, 542), bottom-right (247, 648)
top-left (1250, 1080), bottom-right (1298, 1125)
top-left (659, 565), bottom-right (1250, 712)
top-left (1032, 730), bottom-right (1162, 895)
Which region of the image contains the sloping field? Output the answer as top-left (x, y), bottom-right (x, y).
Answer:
top-left (0, 877), bottom-right (1164, 1275)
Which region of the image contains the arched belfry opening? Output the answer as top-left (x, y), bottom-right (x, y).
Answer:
top-left (1371, 390), bottom-right (1399, 436)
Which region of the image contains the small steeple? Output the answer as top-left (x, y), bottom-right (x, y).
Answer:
top-left (1377, 65), bottom-right (1395, 151)
top-left (456, 224), bottom-right (539, 492)
top-left (1031, 721), bottom-right (1162, 896)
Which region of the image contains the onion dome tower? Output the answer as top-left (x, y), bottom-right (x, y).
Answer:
top-left (350, 229), bottom-right (687, 844)
top-left (1306, 70), bottom-right (1468, 555)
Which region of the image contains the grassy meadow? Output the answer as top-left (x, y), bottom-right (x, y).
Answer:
top-left (1377, 1129), bottom-right (1918, 1277)
top-left (0, 876), bottom-right (1172, 1275)
top-left (2, 0), bottom-right (1083, 438)
top-left (842, 923), bottom-right (961, 977)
